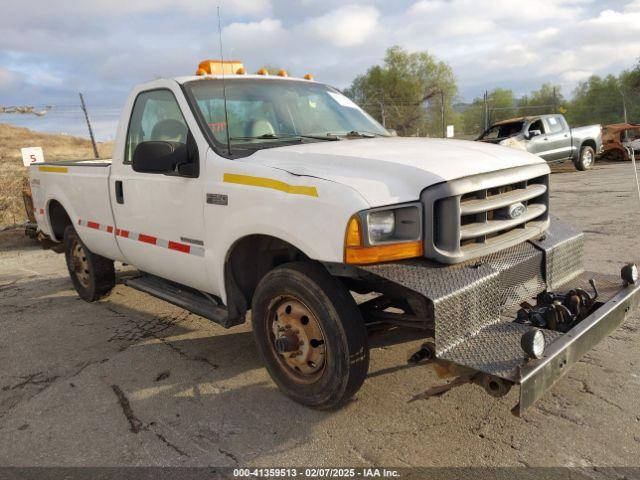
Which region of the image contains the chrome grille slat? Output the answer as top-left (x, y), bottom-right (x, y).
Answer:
top-left (460, 204), bottom-right (547, 239)
top-left (420, 164), bottom-right (551, 264)
top-left (460, 183), bottom-right (547, 215)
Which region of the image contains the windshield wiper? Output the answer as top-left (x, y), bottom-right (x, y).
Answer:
top-left (231, 133), bottom-right (339, 141)
top-left (327, 130), bottom-right (386, 138)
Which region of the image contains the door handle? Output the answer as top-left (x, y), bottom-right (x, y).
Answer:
top-left (115, 181), bottom-right (124, 204)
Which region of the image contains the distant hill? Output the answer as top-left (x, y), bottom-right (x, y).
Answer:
top-left (0, 123), bottom-right (113, 227)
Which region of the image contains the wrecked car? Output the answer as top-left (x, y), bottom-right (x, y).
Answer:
top-left (477, 114), bottom-right (603, 171)
top-left (600, 123), bottom-right (640, 161)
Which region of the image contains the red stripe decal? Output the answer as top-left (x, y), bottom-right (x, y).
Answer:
top-left (138, 233), bottom-right (157, 245)
top-left (168, 241), bottom-right (191, 254)
top-left (78, 220), bottom-right (199, 256)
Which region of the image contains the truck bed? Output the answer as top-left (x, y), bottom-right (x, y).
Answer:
top-left (29, 159), bottom-right (122, 262)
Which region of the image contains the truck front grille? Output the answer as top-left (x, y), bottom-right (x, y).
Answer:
top-left (421, 164), bottom-right (550, 264)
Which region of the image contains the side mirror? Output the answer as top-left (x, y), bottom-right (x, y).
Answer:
top-left (528, 129), bottom-right (542, 139)
top-left (132, 141), bottom-right (187, 174)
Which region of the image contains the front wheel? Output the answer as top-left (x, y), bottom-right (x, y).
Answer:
top-left (251, 262), bottom-right (369, 409)
top-left (64, 226), bottom-right (115, 302)
top-left (575, 145), bottom-right (595, 171)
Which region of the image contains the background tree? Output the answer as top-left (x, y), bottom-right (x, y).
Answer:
top-left (518, 84), bottom-right (564, 117)
top-left (344, 46), bottom-right (458, 136)
top-left (617, 60), bottom-right (640, 123)
top-left (461, 88), bottom-right (515, 135)
top-left (564, 75), bottom-right (624, 126)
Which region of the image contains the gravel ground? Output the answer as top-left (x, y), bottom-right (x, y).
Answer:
top-left (0, 162), bottom-right (639, 467)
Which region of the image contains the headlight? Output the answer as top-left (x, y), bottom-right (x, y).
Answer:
top-left (344, 203), bottom-right (423, 264)
top-left (368, 210), bottom-right (395, 242)
top-left (365, 204), bottom-right (421, 245)
top-left (521, 328), bottom-right (545, 360)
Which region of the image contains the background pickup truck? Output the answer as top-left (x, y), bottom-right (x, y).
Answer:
top-left (477, 114), bottom-right (603, 171)
top-left (28, 60), bottom-right (639, 415)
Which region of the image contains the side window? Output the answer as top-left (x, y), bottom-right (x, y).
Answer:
top-left (545, 116), bottom-right (564, 134)
top-left (125, 90), bottom-right (189, 164)
top-left (528, 119), bottom-right (545, 135)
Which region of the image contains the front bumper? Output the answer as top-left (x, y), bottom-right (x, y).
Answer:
top-left (517, 277), bottom-right (639, 413)
top-left (352, 217), bottom-right (639, 413)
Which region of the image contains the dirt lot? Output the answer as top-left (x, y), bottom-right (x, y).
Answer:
top-left (0, 162), bottom-right (639, 467)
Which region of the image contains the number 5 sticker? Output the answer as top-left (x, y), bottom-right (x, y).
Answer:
top-left (21, 147), bottom-right (44, 167)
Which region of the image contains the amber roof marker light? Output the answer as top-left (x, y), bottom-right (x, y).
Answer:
top-left (195, 59), bottom-right (245, 76)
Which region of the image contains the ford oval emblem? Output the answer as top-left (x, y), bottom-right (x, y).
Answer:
top-left (508, 202), bottom-right (527, 219)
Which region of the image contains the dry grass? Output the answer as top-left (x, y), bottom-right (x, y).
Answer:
top-left (0, 123), bottom-right (113, 227)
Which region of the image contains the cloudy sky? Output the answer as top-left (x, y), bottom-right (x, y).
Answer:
top-left (1, 0), bottom-right (639, 139)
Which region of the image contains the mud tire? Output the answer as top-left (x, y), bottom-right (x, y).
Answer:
top-left (251, 262), bottom-right (369, 409)
top-left (63, 225), bottom-right (115, 302)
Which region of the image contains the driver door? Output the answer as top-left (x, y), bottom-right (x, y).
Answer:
top-left (110, 88), bottom-right (210, 292)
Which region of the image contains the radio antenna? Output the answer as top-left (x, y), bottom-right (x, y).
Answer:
top-left (217, 6), bottom-right (232, 156)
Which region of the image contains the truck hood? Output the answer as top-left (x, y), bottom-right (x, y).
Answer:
top-left (242, 137), bottom-right (547, 206)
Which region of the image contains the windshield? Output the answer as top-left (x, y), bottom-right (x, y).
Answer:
top-left (480, 121), bottom-right (524, 140)
top-left (185, 78), bottom-right (389, 150)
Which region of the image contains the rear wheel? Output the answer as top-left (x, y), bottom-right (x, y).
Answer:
top-left (251, 262), bottom-right (369, 409)
top-left (575, 145), bottom-right (595, 171)
top-left (64, 226), bottom-right (115, 302)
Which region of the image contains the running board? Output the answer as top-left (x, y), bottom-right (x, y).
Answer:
top-left (124, 274), bottom-right (234, 328)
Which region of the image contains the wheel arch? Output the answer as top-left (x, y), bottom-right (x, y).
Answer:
top-left (47, 199), bottom-right (73, 242)
top-left (223, 234), bottom-right (310, 323)
top-left (579, 138), bottom-right (597, 155)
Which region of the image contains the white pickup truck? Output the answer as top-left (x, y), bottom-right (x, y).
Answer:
top-left (29, 61), bottom-right (639, 413)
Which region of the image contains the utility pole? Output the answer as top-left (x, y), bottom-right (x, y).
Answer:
top-left (619, 87), bottom-right (628, 123)
top-left (440, 91), bottom-right (445, 138)
top-left (483, 91), bottom-right (489, 131)
top-left (79, 92), bottom-right (99, 159)
top-left (378, 89), bottom-right (386, 128)
top-left (553, 86), bottom-right (557, 114)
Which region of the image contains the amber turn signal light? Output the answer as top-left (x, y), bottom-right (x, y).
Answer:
top-left (343, 215), bottom-right (423, 264)
top-left (345, 216), bottom-right (363, 248)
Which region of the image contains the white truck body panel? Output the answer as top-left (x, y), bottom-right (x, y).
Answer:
top-left (30, 163), bottom-right (125, 262)
top-left (244, 137), bottom-right (546, 206)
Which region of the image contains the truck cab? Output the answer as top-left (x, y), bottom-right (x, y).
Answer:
top-left (28, 61), bottom-right (639, 414)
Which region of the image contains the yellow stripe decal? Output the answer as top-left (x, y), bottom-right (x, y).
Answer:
top-left (223, 173), bottom-right (318, 197)
top-left (38, 166), bottom-right (68, 173)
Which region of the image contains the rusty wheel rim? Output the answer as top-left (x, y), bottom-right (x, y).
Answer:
top-left (268, 296), bottom-right (327, 384)
top-left (71, 238), bottom-right (91, 288)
